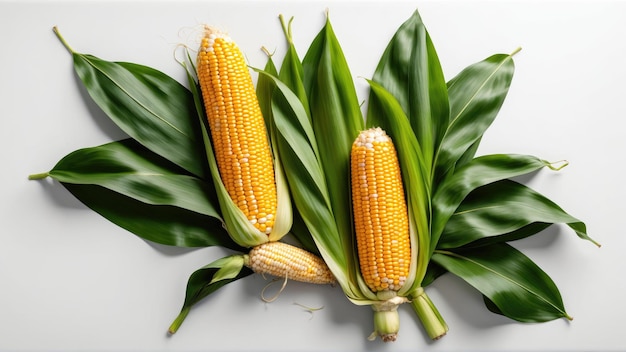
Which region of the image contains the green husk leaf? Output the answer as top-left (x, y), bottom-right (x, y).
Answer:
top-left (168, 255), bottom-right (251, 334)
top-left (257, 68), bottom-right (367, 299)
top-left (252, 52), bottom-right (294, 243)
top-left (441, 179), bottom-right (597, 248)
top-left (54, 28), bottom-right (206, 179)
top-left (43, 139), bottom-right (220, 218)
top-left (256, 50), bottom-right (317, 254)
top-left (278, 15), bottom-right (310, 121)
top-left (62, 183), bottom-right (239, 249)
top-left (433, 243), bottom-right (572, 322)
top-left (302, 14), bottom-right (364, 263)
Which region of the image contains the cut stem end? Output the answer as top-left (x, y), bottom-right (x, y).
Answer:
top-left (410, 288), bottom-right (448, 340)
top-left (168, 307), bottom-right (190, 335)
top-left (28, 172), bottom-right (50, 180)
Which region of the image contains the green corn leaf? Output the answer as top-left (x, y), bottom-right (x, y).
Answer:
top-left (44, 139), bottom-right (220, 218)
top-left (55, 27), bottom-right (206, 179)
top-left (62, 183), bottom-right (238, 249)
top-left (433, 243), bottom-right (572, 323)
top-left (368, 9), bottom-right (449, 177)
top-left (440, 179), bottom-right (597, 248)
top-left (434, 51), bottom-right (518, 185)
top-left (431, 154), bottom-right (554, 252)
top-left (465, 223), bottom-right (553, 249)
top-left (302, 15), bottom-right (364, 254)
top-left (168, 255), bottom-right (252, 334)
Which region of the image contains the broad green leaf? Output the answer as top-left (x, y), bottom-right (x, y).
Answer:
top-left (302, 15), bottom-right (364, 257)
top-left (440, 179), bottom-right (597, 248)
top-left (434, 51), bottom-right (517, 185)
top-left (368, 9), bottom-right (449, 175)
top-left (62, 183), bottom-right (239, 249)
top-left (46, 139), bottom-right (220, 218)
top-left (69, 51), bottom-right (206, 178)
top-left (433, 243), bottom-right (572, 322)
top-left (431, 154), bottom-right (553, 252)
top-left (168, 255), bottom-right (252, 334)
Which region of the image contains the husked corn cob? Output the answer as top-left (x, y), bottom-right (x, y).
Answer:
top-left (351, 127), bottom-right (411, 294)
top-left (197, 27), bottom-right (277, 235)
top-left (246, 242), bottom-right (335, 284)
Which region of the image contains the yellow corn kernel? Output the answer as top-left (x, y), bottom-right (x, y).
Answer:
top-left (246, 242), bottom-right (335, 284)
top-left (197, 27), bottom-right (277, 235)
top-left (351, 127), bottom-right (411, 293)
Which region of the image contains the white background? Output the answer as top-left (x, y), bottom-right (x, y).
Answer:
top-left (1, 0), bottom-right (624, 351)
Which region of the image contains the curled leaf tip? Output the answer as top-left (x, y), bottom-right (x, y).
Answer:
top-left (261, 46), bottom-right (275, 58)
top-left (546, 159), bottom-right (569, 171)
top-left (279, 14), bottom-right (295, 44)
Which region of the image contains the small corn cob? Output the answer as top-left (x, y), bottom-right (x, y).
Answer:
top-left (245, 242), bottom-right (335, 284)
top-left (197, 26), bottom-right (277, 235)
top-left (351, 127), bottom-right (411, 295)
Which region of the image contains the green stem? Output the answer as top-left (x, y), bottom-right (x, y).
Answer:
top-left (28, 172), bottom-right (50, 180)
top-left (409, 288), bottom-right (448, 340)
top-left (167, 307), bottom-right (190, 335)
top-left (52, 26), bottom-right (75, 54)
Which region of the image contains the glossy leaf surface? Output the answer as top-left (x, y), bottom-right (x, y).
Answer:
top-left (71, 52), bottom-right (206, 178)
top-left (431, 154), bottom-right (551, 252)
top-left (440, 179), bottom-right (595, 248)
top-left (434, 52), bottom-right (516, 184)
top-left (302, 16), bottom-right (364, 254)
top-left (433, 243), bottom-right (571, 322)
top-left (368, 9), bottom-right (449, 173)
top-left (63, 183), bottom-right (238, 249)
top-left (48, 139), bottom-right (220, 218)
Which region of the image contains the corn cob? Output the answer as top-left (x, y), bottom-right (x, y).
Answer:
top-left (197, 27), bottom-right (333, 286)
top-left (197, 26), bottom-right (277, 235)
top-left (245, 242), bottom-right (335, 284)
top-left (351, 127), bottom-right (411, 342)
top-left (351, 127), bottom-right (411, 294)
